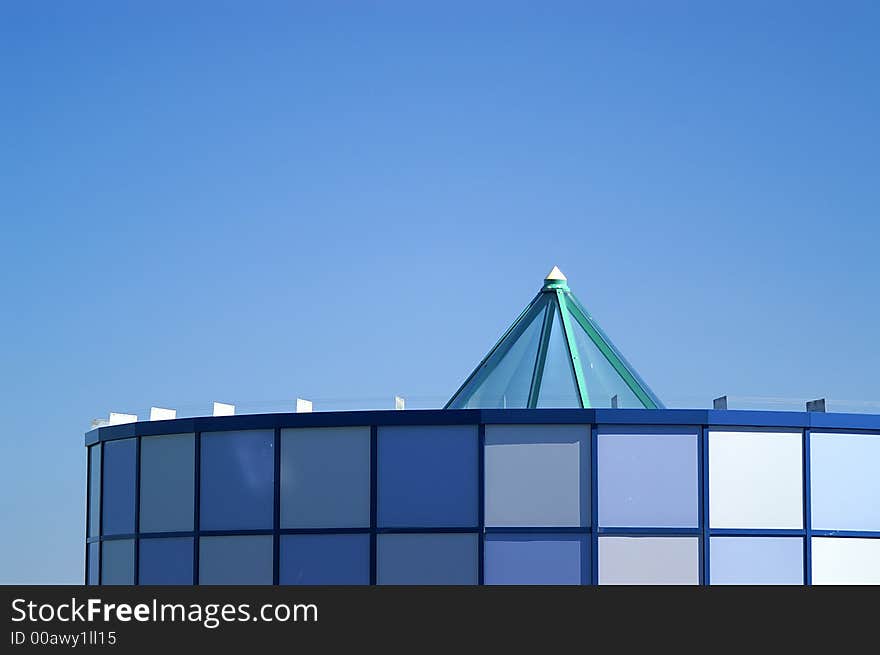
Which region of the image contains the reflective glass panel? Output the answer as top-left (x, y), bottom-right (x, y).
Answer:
top-left (281, 427), bottom-right (370, 528)
top-left (377, 533), bottom-right (478, 585)
top-left (139, 537), bottom-right (194, 585)
top-left (598, 430), bottom-right (698, 527)
top-left (709, 537), bottom-right (803, 585)
top-left (140, 434), bottom-right (195, 532)
top-left (484, 534), bottom-right (589, 585)
top-left (568, 313), bottom-right (642, 408)
top-left (536, 305), bottom-right (580, 408)
top-left (198, 536), bottom-right (273, 585)
top-left (812, 537), bottom-right (880, 585)
top-left (811, 432), bottom-right (880, 531)
top-left (280, 534), bottom-right (370, 585)
top-left (102, 439), bottom-right (137, 535)
top-left (709, 430), bottom-right (803, 529)
top-left (87, 542), bottom-right (99, 585)
top-left (378, 425), bottom-right (478, 528)
top-left (89, 445), bottom-right (101, 538)
top-left (101, 539), bottom-right (135, 585)
top-left (599, 537), bottom-right (699, 585)
top-left (200, 431), bottom-right (274, 530)
top-left (485, 425), bottom-right (589, 527)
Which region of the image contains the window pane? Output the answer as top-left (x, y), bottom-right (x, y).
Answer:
top-left (378, 426), bottom-right (478, 528)
top-left (377, 533), bottom-right (478, 585)
top-left (199, 536), bottom-right (273, 585)
top-left (812, 537), bottom-right (880, 585)
top-left (200, 431), bottom-right (274, 530)
top-left (710, 537), bottom-right (803, 585)
top-left (569, 314), bottom-right (642, 408)
top-left (485, 425), bottom-right (589, 527)
top-left (536, 305), bottom-right (580, 408)
top-left (139, 537), bottom-right (194, 585)
top-left (709, 430), bottom-right (803, 529)
top-left (811, 432), bottom-right (880, 531)
top-left (140, 434), bottom-right (194, 533)
top-left (102, 439), bottom-right (137, 535)
top-left (280, 534), bottom-right (370, 585)
top-left (599, 537), bottom-right (699, 585)
top-left (484, 534), bottom-right (589, 585)
top-left (87, 542), bottom-right (99, 585)
top-left (598, 430), bottom-right (698, 527)
top-left (281, 427), bottom-right (370, 528)
top-left (101, 539), bottom-right (134, 585)
top-left (88, 445), bottom-right (101, 538)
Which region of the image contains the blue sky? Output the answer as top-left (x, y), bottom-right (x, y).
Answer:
top-left (1, 1), bottom-right (878, 583)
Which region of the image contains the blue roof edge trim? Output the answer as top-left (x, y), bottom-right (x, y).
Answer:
top-left (84, 408), bottom-right (880, 445)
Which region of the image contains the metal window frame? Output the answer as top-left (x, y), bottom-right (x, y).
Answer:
top-left (84, 408), bottom-right (880, 586)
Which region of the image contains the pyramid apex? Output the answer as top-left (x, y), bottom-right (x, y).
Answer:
top-left (545, 266), bottom-right (566, 282)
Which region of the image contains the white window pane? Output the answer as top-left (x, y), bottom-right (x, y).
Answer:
top-left (709, 430), bottom-right (803, 529)
top-left (485, 425), bottom-right (589, 527)
top-left (811, 433), bottom-right (880, 531)
top-left (599, 537), bottom-right (699, 585)
top-left (812, 538), bottom-right (880, 585)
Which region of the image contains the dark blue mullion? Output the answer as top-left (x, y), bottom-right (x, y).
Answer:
top-left (273, 427), bottom-right (281, 585)
top-left (98, 440), bottom-right (104, 585)
top-left (701, 426), bottom-right (710, 585)
top-left (709, 528), bottom-right (805, 537)
top-left (484, 526), bottom-right (591, 534)
top-left (193, 431), bottom-right (201, 585)
top-left (133, 436), bottom-right (141, 585)
top-left (590, 424), bottom-right (599, 585)
top-left (478, 424), bottom-right (485, 585)
top-left (811, 530), bottom-right (880, 539)
top-left (597, 527), bottom-right (701, 536)
top-left (375, 526), bottom-right (480, 534)
top-left (369, 425), bottom-right (378, 585)
top-left (803, 428), bottom-right (812, 586)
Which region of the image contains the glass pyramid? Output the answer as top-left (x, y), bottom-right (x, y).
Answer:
top-left (446, 267), bottom-right (664, 409)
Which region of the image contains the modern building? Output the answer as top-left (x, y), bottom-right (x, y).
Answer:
top-left (85, 269), bottom-right (880, 585)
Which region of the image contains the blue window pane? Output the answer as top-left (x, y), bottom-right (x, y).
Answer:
top-left (88, 542), bottom-right (99, 585)
top-left (811, 432), bottom-right (880, 531)
top-left (484, 534), bottom-right (589, 585)
top-left (140, 434), bottom-right (194, 532)
top-left (199, 536), bottom-right (273, 585)
top-left (280, 534), bottom-right (370, 585)
top-left (102, 439), bottom-right (136, 535)
top-left (88, 446), bottom-right (101, 538)
top-left (377, 533), bottom-right (478, 585)
top-left (710, 537), bottom-right (803, 585)
top-left (378, 426), bottom-right (478, 528)
top-left (281, 427), bottom-right (370, 528)
top-left (200, 431), bottom-right (274, 530)
top-left (139, 537), bottom-right (194, 585)
top-left (598, 430), bottom-right (699, 527)
top-left (485, 425), bottom-right (589, 527)
top-left (101, 539), bottom-right (134, 585)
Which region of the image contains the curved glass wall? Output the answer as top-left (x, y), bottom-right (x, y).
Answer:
top-left (85, 411), bottom-right (880, 585)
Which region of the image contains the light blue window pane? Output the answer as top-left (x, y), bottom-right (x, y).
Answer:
top-left (88, 542), bottom-right (99, 585)
top-left (377, 533), bottom-right (478, 585)
top-left (140, 434), bottom-right (194, 532)
top-left (139, 537), bottom-right (194, 585)
top-left (811, 432), bottom-right (880, 531)
top-left (710, 537), bottom-right (803, 585)
top-left (452, 303), bottom-right (545, 409)
top-left (102, 439), bottom-right (136, 535)
top-left (598, 431), bottom-right (699, 527)
top-left (537, 305), bottom-right (581, 408)
top-left (101, 539), bottom-right (134, 585)
top-left (569, 317), bottom-right (642, 408)
top-left (280, 534), bottom-right (370, 585)
top-left (200, 431), bottom-right (274, 530)
top-left (89, 446), bottom-right (101, 538)
top-left (485, 425), bottom-right (589, 527)
top-left (484, 534), bottom-right (589, 585)
top-left (378, 426), bottom-right (478, 528)
top-left (599, 537), bottom-right (699, 584)
top-left (281, 427), bottom-right (370, 528)
top-left (199, 536), bottom-right (273, 585)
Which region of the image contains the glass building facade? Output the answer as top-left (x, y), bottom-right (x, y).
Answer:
top-left (84, 409), bottom-right (880, 585)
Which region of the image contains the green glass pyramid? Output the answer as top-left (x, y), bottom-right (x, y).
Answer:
top-left (446, 267), bottom-right (664, 409)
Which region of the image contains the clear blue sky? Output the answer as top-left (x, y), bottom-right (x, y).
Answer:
top-left (1, 2), bottom-right (878, 583)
